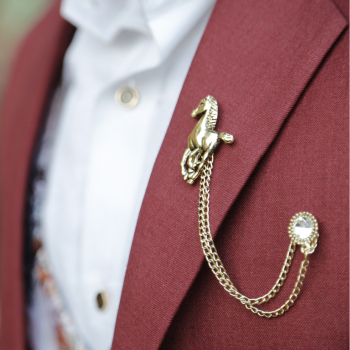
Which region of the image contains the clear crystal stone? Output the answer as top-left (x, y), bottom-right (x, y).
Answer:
top-left (294, 216), bottom-right (313, 239)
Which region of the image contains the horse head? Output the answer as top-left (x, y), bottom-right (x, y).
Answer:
top-left (191, 95), bottom-right (216, 118)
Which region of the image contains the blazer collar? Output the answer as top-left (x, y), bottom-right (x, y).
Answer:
top-left (112, 0), bottom-right (347, 349)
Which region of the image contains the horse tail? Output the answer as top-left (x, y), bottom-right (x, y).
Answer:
top-left (219, 132), bottom-right (234, 144)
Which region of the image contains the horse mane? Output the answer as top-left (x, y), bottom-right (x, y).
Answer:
top-left (205, 95), bottom-right (218, 131)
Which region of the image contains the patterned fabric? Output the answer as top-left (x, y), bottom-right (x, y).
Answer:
top-left (34, 248), bottom-right (87, 350)
top-left (26, 89), bottom-right (87, 350)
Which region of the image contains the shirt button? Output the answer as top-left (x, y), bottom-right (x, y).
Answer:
top-left (96, 292), bottom-right (108, 310)
top-left (114, 86), bottom-right (139, 109)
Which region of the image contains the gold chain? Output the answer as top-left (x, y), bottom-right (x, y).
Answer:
top-left (198, 155), bottom-right (312, 318)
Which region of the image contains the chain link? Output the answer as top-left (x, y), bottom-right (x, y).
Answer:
top-left (198, 155), bottom-right (310, 318)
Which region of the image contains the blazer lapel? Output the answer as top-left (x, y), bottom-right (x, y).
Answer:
top-left (0, 2), bottom-right (75, 348)
top-left (112, 0), bottom-right (347, 349)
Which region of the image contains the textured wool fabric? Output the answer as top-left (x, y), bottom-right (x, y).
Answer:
top-left (0, 0), bottom-right (348, 349)
top-left (160, 18), bottom-right (350, 350)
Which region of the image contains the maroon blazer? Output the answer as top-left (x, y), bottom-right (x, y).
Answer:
top-left (0, 0), bottom-right (348, 349)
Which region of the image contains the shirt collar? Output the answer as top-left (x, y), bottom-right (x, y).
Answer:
top-left (61, 0), bottom-right (215, 62)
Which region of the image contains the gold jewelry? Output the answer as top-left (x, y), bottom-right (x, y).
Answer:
top-left (181, 96), bottom-right (319, 318)
top-left (180, 95), bottom-right (234, 184)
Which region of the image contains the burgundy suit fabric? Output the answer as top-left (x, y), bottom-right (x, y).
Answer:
top-left (0, 0), bottom-right (348, 349)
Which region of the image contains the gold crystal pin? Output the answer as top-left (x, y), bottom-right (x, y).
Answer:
top-left (180, 96), bottom-right (234, 184)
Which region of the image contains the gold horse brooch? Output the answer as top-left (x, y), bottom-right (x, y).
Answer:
top-left (180, 95), bottom-right (234, 184)
top-left (180, 96), bottom-right (319, 318)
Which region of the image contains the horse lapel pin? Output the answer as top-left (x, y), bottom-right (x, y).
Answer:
top-left (182, 97), bottom-right (320, 319)
top-left (180, 95), bottom-right (234, 184)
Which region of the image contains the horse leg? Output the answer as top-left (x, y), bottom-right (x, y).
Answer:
top-left (219, 132), bottom-right (234, 144)
top-left (187, 143), bottom-right (216, 184)
top-left (180, 148), bottom-right (191, 180)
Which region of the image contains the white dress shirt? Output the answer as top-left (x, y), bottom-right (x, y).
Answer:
top-left (29, 0), bottom-right (216, 349)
